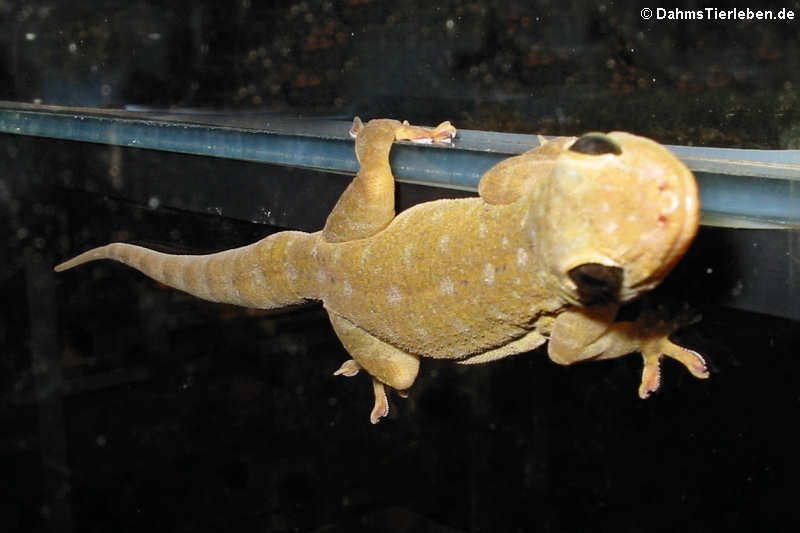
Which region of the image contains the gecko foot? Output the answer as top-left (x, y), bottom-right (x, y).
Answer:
top-left (398, 120), bottom-right (456, 144)
top-left (333, 360), bottom-right (390, 423)
top-left (348, 116), bottom-right (456, 144)
top-left (638, 337), bottom-right (709, 399)
top-left (333, 359), bottom-right (361, 377)
top-left (370, 378), bottom-right (389, 424)
top-left (334, 360), bottom-right (391, 423)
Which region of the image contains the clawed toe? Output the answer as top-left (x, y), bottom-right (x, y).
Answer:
top-left (349, 116), bottom-right (364, 138)
top-left (333, 359), bottom-right (361, 377)
top-left (638, 353), bottom-right (663, 399)
top-left (370, 378), bottom-right (389, 424)
top-left (430, 121), bottom-right (457, 142)
top-left (663, 341), bottom-right (708, 379)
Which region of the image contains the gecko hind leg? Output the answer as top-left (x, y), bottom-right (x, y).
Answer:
top-left (328, 311), bottom-right (420, 423)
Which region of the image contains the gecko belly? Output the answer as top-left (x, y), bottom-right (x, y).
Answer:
top-left (312, 199), bottom-right (557, 358)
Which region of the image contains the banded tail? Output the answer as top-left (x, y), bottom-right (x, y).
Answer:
top-left (54, 231), bottom-right (314, 310)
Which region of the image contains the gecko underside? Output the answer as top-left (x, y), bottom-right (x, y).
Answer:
top-left (55, 117), bottom-right (709, 424)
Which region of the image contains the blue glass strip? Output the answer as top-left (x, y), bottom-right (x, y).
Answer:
top-left (0, 102), bottom-right (797, 228)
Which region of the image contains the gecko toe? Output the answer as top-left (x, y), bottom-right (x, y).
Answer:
top-left (659, 338), bottom-right (709, 379)
top-left (369, 378), bottom-right (389, 424)
top-left (333, 359), bottom-right (361, 377)
top-left (349, 116), bottom-right (364, 138)
top-left (638, 353), bottom-right (662, 399)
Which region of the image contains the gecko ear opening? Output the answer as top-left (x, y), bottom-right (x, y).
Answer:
top-left (568, 263), bottom-right (624, 305)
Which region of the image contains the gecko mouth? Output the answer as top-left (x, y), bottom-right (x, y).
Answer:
top-left (568, 263), bottom-right (624, 305)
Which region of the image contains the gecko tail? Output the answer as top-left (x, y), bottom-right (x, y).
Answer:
top-left (54, 231), bottom-right (315, 310)
top-left (54, 245), bottom-right (115, 272)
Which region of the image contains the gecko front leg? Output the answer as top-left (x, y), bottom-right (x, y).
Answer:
top-left (322, 117), bottom-right (456, 244)
top-left (547, 305), bottom-right (709, 398)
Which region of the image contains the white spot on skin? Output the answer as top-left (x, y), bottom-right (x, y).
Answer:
top-left (605, 221), bottom-right (619, 234)
top-left (452, 318), bottom-right (471, 334)
top-left (359, 246), bottom-right (370, 266)
top-left (310, 245), bottom-right (319, 259)
top-left (286, 264), bottom-right (297, 281)
top-left (501, 236), bottom-right (510, 249)
top-left (483, 263), bottom-right (495, 285)
top-left (431, 209), bottom-right (444, 222)
top-left (343, 280), bottom-right (353, 297)
top-left (478, 222), bottom-right (488, 239)
top-left (439, 234), bottom-right (451, 253)
top-left (250, 268), bottom-right (267, 291)
top-left (488, 305), bottom-right (508, 321)
top-left (397, 214), bottom-right (412, 231)
top-left (516, 248), bottom-right (528, 267)
top-left (402, 244), bottom-right (414, 266)
top-left (387, 286), bottom-right (402, 304)
top-left (439, 277), bottom-right (455, 296)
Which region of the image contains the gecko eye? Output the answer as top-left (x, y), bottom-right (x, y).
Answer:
top-left (569, 134), bottom-right (622, 156)
top-left (568, 263), bottom-right (624, 305)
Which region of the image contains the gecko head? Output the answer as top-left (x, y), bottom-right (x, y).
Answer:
top-left (534, 132), bottom-right (699, 305)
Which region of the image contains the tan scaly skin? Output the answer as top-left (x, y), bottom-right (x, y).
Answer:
top-left (56, 118), bottom-right (709, 424)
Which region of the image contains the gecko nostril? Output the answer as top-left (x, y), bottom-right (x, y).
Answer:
top-left (569, 133), bottom-right (622, 156)
top-left (568, 263), bottom-right (624, 305)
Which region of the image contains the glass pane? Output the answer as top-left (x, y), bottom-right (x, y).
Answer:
top-left (1, 3), bottom-right (797, 532)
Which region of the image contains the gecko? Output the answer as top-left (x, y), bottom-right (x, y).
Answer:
top-left (55, 117), bottom-right (709, 423)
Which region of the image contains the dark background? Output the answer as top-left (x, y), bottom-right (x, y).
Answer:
top-left (1, 1), bottom-right (799, 532)
top-left (2, 0), bottom-right (800, 146)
